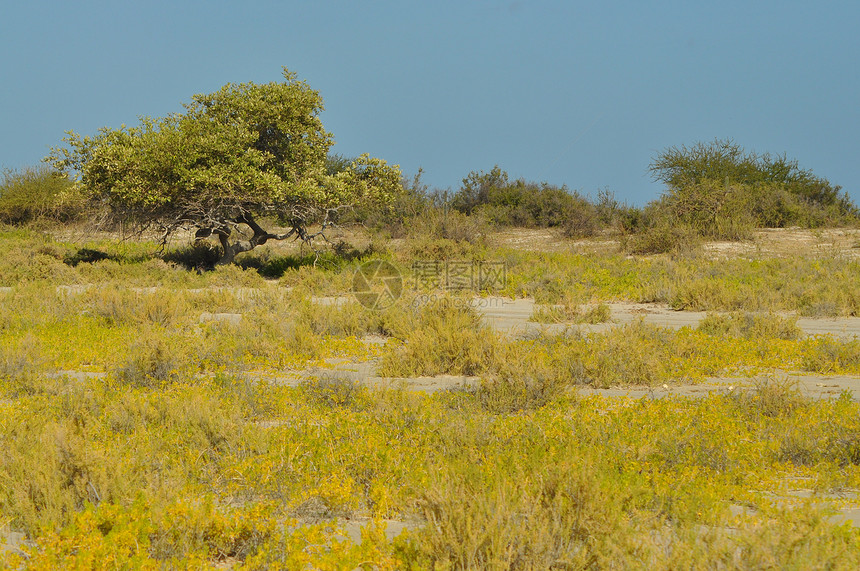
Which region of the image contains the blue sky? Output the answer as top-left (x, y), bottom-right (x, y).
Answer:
top-left (2, 0), bottom-right (858, 205)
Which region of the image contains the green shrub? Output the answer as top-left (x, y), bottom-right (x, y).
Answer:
top-left (0, 334), bottom-right (51, 396)
top-left (624, 222), bottom-right (701, 256)
top-left (801, 337), bottom-right (860, 373)
top-left (409, 207), bottom-right (488, 245)
top-left (0, 165), bottom-right (85, 225)
top-left (648, 139), bottom-right (858, 232)
top-left (351, 169), bottom-right (434, 238)
top-left (112, 331), bottom-right (191, 387)
top-left (451, 166), bottom-right (606, 234)
top-left (300, 375), bottom-right (368, 409)
top-left (467, 374), bottom-right (570, 414)
top-left (698, 312), bottom-right (802, 340)
top-left (163, 241), bottom-right (222, 271)
top-left (559, 194), bottom-right (601, 238)
top-left (530, 301), bottom-right (611, 324)
top-left (730, 376), bottom-right (809, 419)
top-left (378, 298), bottom-right (499, 377)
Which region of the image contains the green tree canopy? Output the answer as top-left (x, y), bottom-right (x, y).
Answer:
top-left (48, 68), bottom-right (401, 264)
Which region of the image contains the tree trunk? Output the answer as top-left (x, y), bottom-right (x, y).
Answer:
top-left (216, 233), bottom-right (254, 265)
top-left (214, 215), bottom-right (299, 265)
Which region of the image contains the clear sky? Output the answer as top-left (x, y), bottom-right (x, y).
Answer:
top-left (2, 0), bottom-right (858, 205)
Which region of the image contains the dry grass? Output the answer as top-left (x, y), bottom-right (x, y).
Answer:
top-left (2, 226), bottom-right (860, 567)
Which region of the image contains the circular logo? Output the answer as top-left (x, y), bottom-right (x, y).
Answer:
top-left (352, 260), bottom-right (402, 310)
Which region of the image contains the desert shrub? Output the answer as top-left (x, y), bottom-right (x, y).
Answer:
top-left (582, 303), bottom-right (612, 324)
top-left (467, 374), bottom-right (570, 414)
top-left (0, 333), bottom-right (48, 380)
top-left (658, 180), bottom-right (757, 240)
top-left (698, 312), bottom-right (802, 340)
top-left (195, 309), bottom-right (323, 371)
top-left (0, 234), bottom-right (80, 284)
top-left (405, 462), bottom-right (630, 570)
top-left (752, 390), bottom-right (860, 467)
top-left (300, 375), bottom-right (368, 409)
top-left (648, 139), bottom-right (858, 233)
top-left (391, 185), bottom-right (491, 259)
top-left (495, 324), bottom-right (672, 389)
top-left (407, 207), bottom-right (489, 245)
top-left (0, 334), bottom-right (55, 398)
top-left (207, 263), bottom-right (268, 288)
top-left (378, 298), bottom-right (499, 376)
top-left (518, 273), bottom-right (584, 305)
top-left (82, 287), bottom-right (190, 327)
top-left (801, 336), bottom-right (860, 373)
top-left (148, 500), bottom-right (277, 563)
top-left (531, 301), bottom-right (611, 324)
top-left (584, 323), bottom-right (668, 386)
top-left (405, 236), bottom-right (484, 262)
top-left (293, 295), bottom-right (402, 339)
top-left (624, 221), bottom-right (702, 256)
top-left (0, 165), bottom-right (85, 225)
top-left (559, 196), bottom-right (601, 238)
top-left (593, 187), bottom-right (642, 233)
top-left (345, 168), bottom-right (434, 237)
top-left (730, 376), bottom-right (810, 419)
top-left (450, 166), bottom-right (606, 234)
top-left (530, 304), bottom-right (575, 324)
top-left (112, 330), bottom-right (192, 387)
top-left (163, 241), bottom-right (222, 271)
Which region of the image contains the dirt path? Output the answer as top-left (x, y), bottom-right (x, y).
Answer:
top-left (476, 297), bottom-right (860, 340)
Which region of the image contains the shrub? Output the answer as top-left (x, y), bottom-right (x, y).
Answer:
top-left (624, 222), bottom-right (701, 256)
top-left (730, 376), bottom-right (809, 419)
top-left (163, 241), bottom-right (223, 271)
top-left (648, 139), bottom-right (858, 232)
top-left (467, 374), bottom-right (570, 414)
top-left (451, 166), bottom-right (605, 234)
top-left (559, 194), bottom-right (601, 238)
top-left (697, 312), bottom-right (802, 340)
top-left (801, 337), bottom-right (860, 373)
top-left (378, 298), bottom-right (499, 377)
top-left (112, 331), bottom-right (190, 387)
top-left (530, 301), bottom-right (611, 324)
top-left (300, 375), bottom-right (367, 409)
top-left (347, 169), bottom-right (434, 238)
top-left (409, 207), bottom-right (488, 245)
top-left (0, 165), bottom-right (85, 225)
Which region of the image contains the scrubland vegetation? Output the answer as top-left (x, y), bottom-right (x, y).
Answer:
top-left (4, 72), bottom-right (860, 567)
top-left (2, 211), bottom-right (860, 568)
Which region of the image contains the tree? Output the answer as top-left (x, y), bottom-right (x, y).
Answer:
top-left (48, 68), bottom-right (401, 264)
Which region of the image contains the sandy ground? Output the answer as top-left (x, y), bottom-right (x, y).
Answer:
top-left (478, 298), bottom-right (860, 340)
top-left (266, 295), bottom-right (860, 400)
top-left (489, 226), bottom-right (860, 259)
